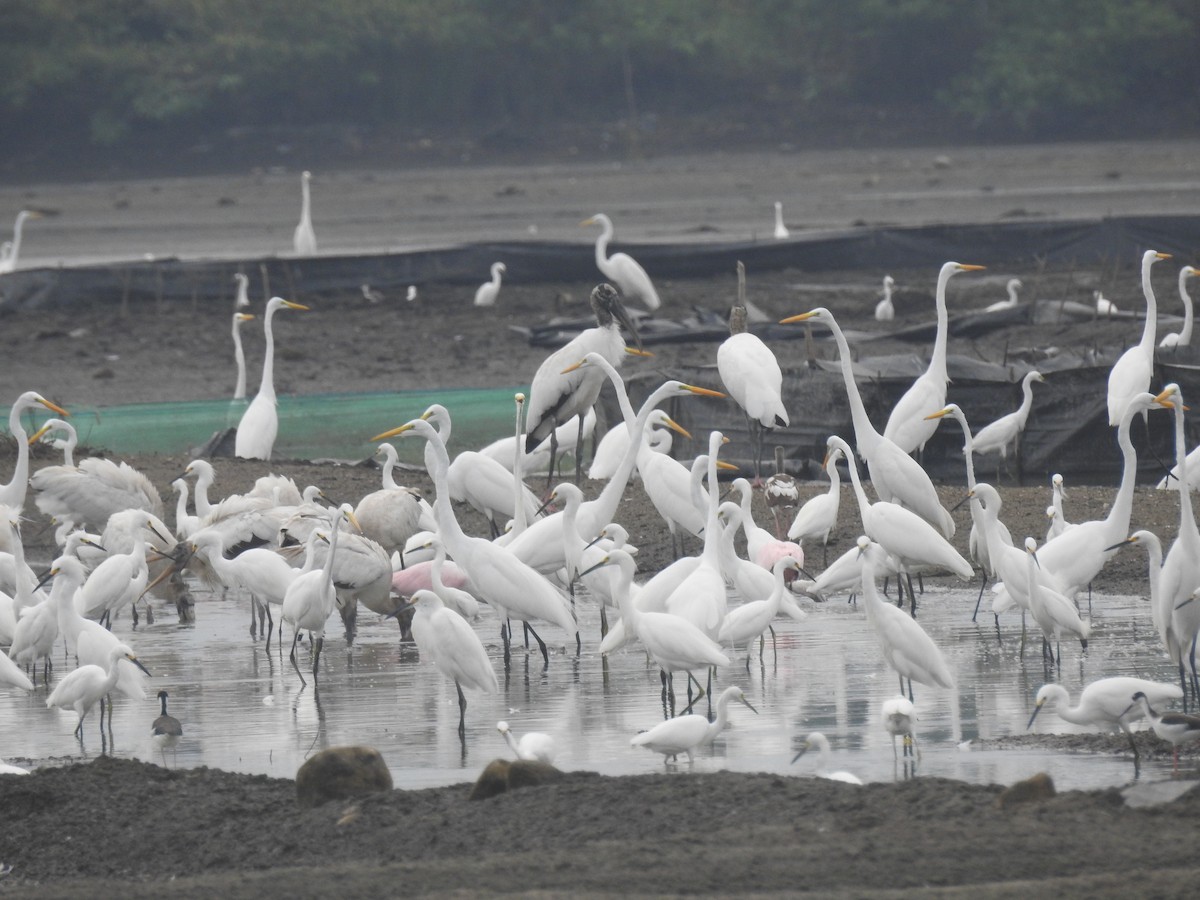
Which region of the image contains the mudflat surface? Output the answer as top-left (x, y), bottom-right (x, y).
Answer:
top-left (3, 141), bottom-right (1200, 896)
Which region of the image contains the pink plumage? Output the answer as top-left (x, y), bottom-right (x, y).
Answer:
top-left (391, 560), bottom-right (468, 597)
top-left (755, 540), bottom-right (804, 583)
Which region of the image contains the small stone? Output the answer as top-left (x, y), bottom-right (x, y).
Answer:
top-left (995, 772), bottom-right (1055, 809)
top-left (468, 758), bottom-right (565, 801)
top-left (296, 746), bottom-right (393, 809)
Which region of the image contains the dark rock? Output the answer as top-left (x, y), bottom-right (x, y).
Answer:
top-left (296, 746), bottom-right (393, 808)
top-left (468, 758), bottom-right (565, 801)
top-left (995, 772), bottom-right (1056, 809)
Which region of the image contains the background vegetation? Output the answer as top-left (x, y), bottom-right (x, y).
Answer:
top-left (0, 0), bottom-right (1197, 174)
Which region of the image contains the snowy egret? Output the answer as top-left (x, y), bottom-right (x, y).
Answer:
top-left (718, 262), bottom-right (788, 479)
top-left (497, 720), bottom-right (557, 765)
top-left (1048, 473), bottom-right (1071, 539)
top-left (473, 261), bottom-right (506, 307)
top-left (779, 308), bottom-right (955, 538)
top-left (874, 275), bottom-right (895, 322)
top-left (1105, 249), bottom-right (1170, 426)
top-left (791, 732), bottom-right (864, 784)
top-left (233, 272), bottom-right (250, 309)
top-left (1023, 536), bottom-right (1090, 666)
top-left (631, 685), bottom-right (756, 764)
top-left (293, 170), bottom-right (316, 255)
top-left (882, 261), bottom-right (986, 454)
top-left (1158, 266), bottom-right (1198, 349)
top-left (582, 213), bottom-right (661, 311)
top-left (281, 507), bottom-right (347, 683)
top-left (152, 690), bottom-right (183, 767)
top-left (882, 696), bottom-right (919, 760)
top-left (1027, 677), bottom-right (1184, 764)
top-left (1125, 691), bottom-right (1200, 772)
top-left (717, 555), bottom-right (801, 666)
top-left (46, 643), bottom-right (150, 742)
top-left (788, 446), bottom-right (842, 566)
top-left (235, 297), bottom-right (309, 460)
top-left (407, 589), bottom-right (498, 737)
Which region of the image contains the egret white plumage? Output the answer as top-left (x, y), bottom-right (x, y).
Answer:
top-left (188, 526), bottom-right (300, 644)
top-left (717, 556), bottom-right (801, 666)
top-left (407, 589), bottom-right (497, 736)
top-left (281, 506), bottom-right (347, 683)
top-left (589, 408), bottom-right (683, 481)
top-left (1027, 677), bottom-right (1183, 764)
top-left (0, 210), bottom-right (42, 274)
top-left (791, 732), bottom-right (863, 784)
top-left (1158, 266), bottom-right (1198, 349)
top-left (231, 311), bottom-right (255, 400)
top-left (1, 391), bottom-right (70, 517)
top-left (473, 261), bottom-right (506, 307)
top-left (881, 261), bottom-right (986, 454)
top-left (779, 308), bottom-right (955, 539)
top-left (46, 643), bottom-right (150, 742)
top-left (718, 262), bottom-right (788, 480)
top-left (1048, 473), bottom-right (1072, 538)
top-left (582, 213), bottom-right (661, 311)
top-left (631, 685), bottom-right (756, 764)
top-left (733, 477), bottom-right (804, 574)
top-left (233, 272), bottom-right (251, 309)
top-left (984, 278), bottom-right (1023, 312)
top-left (292, 170), bottom-right (316, 255)
top-left (235, 297), bottom-right (309, 460)
top-left (874, 275), bottom-right (895, 322)
top-left (772, 201), bottom-right (789, 239)
top-left (788, 446), bottom-right (843, 566)
top-left (498, 720), bottom-right (557, 764)
top-left (1095, 290), bottom-right (1118, 317)
top-left (1106, 249), bottom-right (1170, 425)
top-left (1023, 536), bottom-right (1091, 666)
top-left (970, 370), bottom-right (1045, 460)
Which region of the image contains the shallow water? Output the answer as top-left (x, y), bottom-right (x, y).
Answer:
top-left (0, 578), bottom-right (1185, 791)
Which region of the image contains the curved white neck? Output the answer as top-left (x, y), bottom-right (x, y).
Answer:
top-left (1138, 255), bottom-right (1159, 352)
top-left (929, 265), bottom-right (955, 379)
top-left (380, 447), bottom-right (400, 490)
top-left (1108, 402), bottom-right (1142, 532)
top-left (833, 439), bottom-right (872, 523)
top-left (10, 213), bottom-right (29, 264)
top-left (1172, 399), bottom-right (1197, 544)
top-left (1179, 271), bottom-right (1194, 344)
top-left (233, 319), bottom-right (248, 400)
top-left (1016, 376), bottom-right (1038, 424)
top-left (822, 314), bottom-right (880, 456)
top-left (594, 218), bottom-right (614, 268)
top-left (0, 404), bottom-right (33, 508)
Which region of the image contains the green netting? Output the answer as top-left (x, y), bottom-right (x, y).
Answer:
top-left (5, 387), bottom-right (530, 463)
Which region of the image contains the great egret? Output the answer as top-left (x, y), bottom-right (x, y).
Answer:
top-left (717, 556), bottom-right (800, 665)
top-left (473, 262), bottom-right (506, 307)
top-left (791, 732), bottom-right (863, 784)
top-left (787, 446), bottom-right (843, 566)
top-left (859, 539), bottom-right (956, 699)
top-left (188, 526), bottom-right (300, 644)
top-left (1095, 290), bottom-right (1118, 317)
top-left (1106, 249), bottom-right (1170, 426)
top-left (281, 506), bottom-right (347, 683)
top-left (984, 278), bottom-right (1023, 312)
top-left (874, 275), bottom-right (895, 322)
top-left (882, 261), bottom-right (986, 454)
top-left (233, 272), bottom-right (251, 309)
top-left (235, 297), bottom-right (309, 460)
top-left (1158, 266), bottom-right (1198, 349)
top-left (524, 283), bottom-right (643, 482)
top-left (497, 720), bottom-right (557, 764)
top-left (292, 170), bottom-right (317, 255)
top-left (1023, 537), bottom-right (1090, 666)
top-left (407, 589), bottom-right (498, 737)
top-left (1126, 691), bottom-right (1200, 772)
top-left (374, 417), bottom-right (577, 668)
top-left (882, 696), bottom-right (919, 761)
top-left (970, 370), bottom-right (1045, 460)
top-left (152, 689), bottom-right (183, 767)
top-left (779, 308), bottom-right (955, 539)
top-left (0, 210), bottom-right (42, 274)
top-left (231, 312), bottom-right (255, 400)
top-left (772, 201), bottom-right (789, 239)
top-left (1, 391), bottom-right (70, 513)
top-left (718, 262), bottom-right (788, 480)
top-left (582, 213), bottom-right (661, 311)
top-left (588, 408), bottom-right (682, 481)
top-left (1027, 677), bottom-right (1183, 764)
top-left (46, 643), bottom-right (150, 742)
top-left (631, 685), bottom-right (756, 764)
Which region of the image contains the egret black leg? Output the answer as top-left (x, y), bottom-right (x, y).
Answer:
top-left (526, 622), bottom-right (549, 669)
top-left (456, 682), bottom-right (468, 736)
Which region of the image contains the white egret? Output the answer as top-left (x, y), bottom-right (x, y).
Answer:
top-left (0, 647), bottom-right (33, 691)
top-left (631, 685), bottom-right (756, 764)
top-left (582, 213), bottom-right (661, 311)
top-left (1106, 249), bottom-right (1170, 425)
top-left (0, 210), bottom-right (42, 274)
top-left (374, 417), bottom-right (577, 668)
top-left (882, 261), bottom-right (985, 453)
top-left (231, 311), bottom-right (254, 400)
top-left (1, 391), bottom-right (70, 516)
top-left (233, 272), bottom-right (251, 308)
top-left (882, 696), bottom-right (919, 760)
top-left (152, 689), bottom-right (183, 767)
top-left (1126, 691), bottom-right (1200, 773)
top-left (788, 447), bottom-right (843, 566)
top-left (407, 589), bottom-right (498, 736)
top-left (984, 278), bottom-right (1023, 312)
top-left (1027, 677), bottom-right (1183, 764)
top-left (1095, 290), bottom-right (1118, 317)
top-left (235, 297), bottom-right (309, 460)
top-left (718, 556), bottom-right (801, 666)
top-left (589, 408), bottom-right (683, 481)
top-left (859, 539), bottom-right (955, 698)
top-left (424, 536), bottom-right (480, 620)
top-left (791, 732), bottom-right (864, 784)
top-left (46, 643), bottom-right (150, 742)
top-left (1048, 473), bottom-right (1071, 538)
top-left (8, 584), bottom-right (58, 685)
top-left (874, 275), bottom-right (895, 322)
top-left (524, 283), bottom-right (643, 482)
top-left (718, 262), bottom-right (788, 479)
top-left (1158, 266), bottom-right (1198, 349)
top-left (75, 522), bottom-right (149, 628)
top-left (733, 477), bottom-right (804, 573)
top-left (281, 507), bottom-right (346, 683)
top-left (779, 308), bottom-right (955, 538)
top-left (473, 261), bottom-right (506, 307)
top-left (773, 201), bottom-right (789, 239)
top-left (970, 370), bottom-right (1045, 460)
top-left (497, 720), bottom-right (557, 764)
top-left (829, 435), bottom-right (972, 614)
top-left (189, 526), bottom-right (300, 643)
top-left (1023, 537), bottom-right (1091, 665)
top-left (292, 170), bottom-right (316, 255)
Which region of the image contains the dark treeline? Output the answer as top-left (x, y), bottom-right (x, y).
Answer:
top-left (1, 0), bottom-right (1197, 171)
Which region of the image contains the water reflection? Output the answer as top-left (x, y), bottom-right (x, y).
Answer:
top-left (0, 581), bottom-right (1186, 790)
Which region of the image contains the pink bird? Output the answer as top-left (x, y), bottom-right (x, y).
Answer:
top-left (390, 559), bottom-right (469, 597)
top-left (733, 478), bottom-right (804, 581)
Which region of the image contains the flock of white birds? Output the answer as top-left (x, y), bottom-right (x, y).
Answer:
top-left (3, 179), bottom-right (1200, 780)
